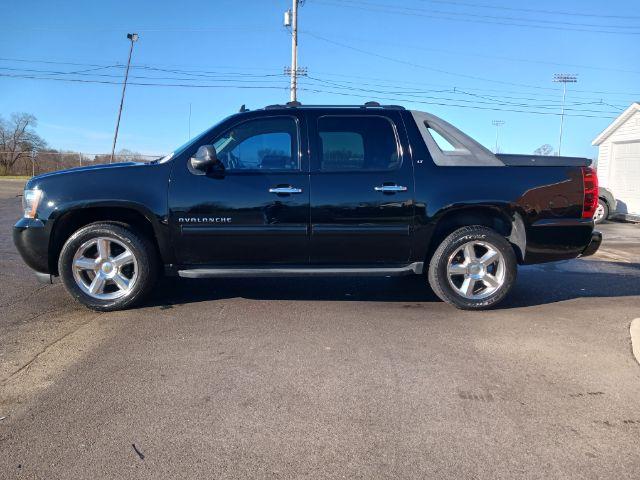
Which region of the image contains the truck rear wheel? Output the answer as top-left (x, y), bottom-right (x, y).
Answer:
top-left (58, 222), bottom-right (158, 311)
top-left (428, 226), bottom-right (517, 310)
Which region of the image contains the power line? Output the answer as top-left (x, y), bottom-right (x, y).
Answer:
top-left (0, 70), bottom-right (619, 118)
top-left (0, 73), bottom-right (290, 90)
top-left (0, 66), bottom-right (291, 84)
top-left (306, 68), bottom-right (639, 99)
top-left (3, 54), bottom-right (638, 99)
top-left (0, 63), bottom-right (627, 104)
top-left (6, 48), bottom-right (640, 77)
top-left (0, 68), bottom-right (628, 116)
top-left (335, 0), bottom-right (640, 30)
top-left (300, 31), bottom-right (640, 76)
top-left (298, 85), bottom-right (618, 118)
top-left (313, 0), bottom-right (640, 35)
top-left (304, 32), bottom-right (640, 97)
top-left (300, 77), bottom-right (622, 113)
top-left (304, 31), bottom-right (597, 92)
top-left (0, 57), bottom-right (284, 75)
top-left (0, 63), bottom-right (633, 114)
top-left (415, 0), bottom-right (640, 20)
top-left (303, 70), bottom-right (635, 104)
top-left (1, 25), bottom-right (279, 33)
top-left (303, 74), bottom-right (617, 108)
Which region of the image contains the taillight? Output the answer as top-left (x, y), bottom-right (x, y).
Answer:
top-left (581, 166), bottom-right (598, 219)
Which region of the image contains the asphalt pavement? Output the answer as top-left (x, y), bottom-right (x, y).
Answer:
top-left (1, 178), bottom-right (639, 479)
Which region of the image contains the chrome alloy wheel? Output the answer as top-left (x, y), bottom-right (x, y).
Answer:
top-left (446, 241), bottom-right (506, 300)
top-left (593, 202), bottom-right (606, 223)
top-left (71, 237), bottom-right (139, 300)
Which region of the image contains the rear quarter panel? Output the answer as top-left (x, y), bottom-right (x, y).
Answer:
top-left (401, 112), bottom-right (592, 264)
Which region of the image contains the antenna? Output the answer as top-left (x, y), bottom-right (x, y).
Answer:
top-left (491, 120), bottom-right (505, 154)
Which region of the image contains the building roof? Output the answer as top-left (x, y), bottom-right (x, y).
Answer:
top-left (592, 102), bottom-right (640, 146)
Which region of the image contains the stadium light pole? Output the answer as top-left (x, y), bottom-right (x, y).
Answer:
top-left (492, 120), bottom-right (505, 153)
top-left (110, 33), bottom-right (138, 163)
top-left (553, 73), bottom-right (577, 157)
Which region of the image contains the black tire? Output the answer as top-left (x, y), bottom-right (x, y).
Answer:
top-left (58, 222), bottom-right (159, 311)
top-left (427, 226), bottom-right (517, 310)
top-left (593, 198), bottom-right (609, 224)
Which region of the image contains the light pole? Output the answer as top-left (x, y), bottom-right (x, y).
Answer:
top-left (110, 33), bottom-right (138, 163)
top-left (553, 73), bottom-right (577, 157)
top-left (492, 120), bottom-right (505, 154)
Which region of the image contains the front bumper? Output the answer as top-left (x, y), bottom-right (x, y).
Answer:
top-left (13, 217), bottom-right (52, 274)
top-left (581, 230), bottom-right (602, 257)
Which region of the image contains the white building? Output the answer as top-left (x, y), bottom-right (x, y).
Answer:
top-left (592, 102), bottom-right (640, 220)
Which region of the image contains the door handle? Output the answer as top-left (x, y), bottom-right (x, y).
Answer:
top-left (374, 185), bottom-right (408, 193)
top-left (268, 186), bottom-right (303, 194)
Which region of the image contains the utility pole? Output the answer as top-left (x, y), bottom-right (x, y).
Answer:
top-left (492, 120), bottom-right (505, 154)
top-left (553, 73), bottom-right (577, 157)
top-left (284, 0), bottom-right (305, 102)
top-left (110, 33), bottom-right (138, 163)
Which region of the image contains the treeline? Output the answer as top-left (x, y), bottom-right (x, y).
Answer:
top-left (0, 112), bottom-right (154, 176)
top-left (9, 149), bottom-right (154, 177)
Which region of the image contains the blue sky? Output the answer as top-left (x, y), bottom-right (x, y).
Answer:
top-left (1, 0), bottom-right (639, 158)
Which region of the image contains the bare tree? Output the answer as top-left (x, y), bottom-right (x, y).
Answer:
top-left (533, 144), bottom-right (555, 156)
top-left (0, 113), bottom-right (46, 174)
top-left (116, 149), bottom-right (144, 162)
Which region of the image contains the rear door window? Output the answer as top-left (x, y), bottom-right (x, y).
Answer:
top-left (317, 116), bottom-right (400, 171)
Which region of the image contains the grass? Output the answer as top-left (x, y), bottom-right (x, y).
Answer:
top-left (0, 175), bottom-right (31, 180)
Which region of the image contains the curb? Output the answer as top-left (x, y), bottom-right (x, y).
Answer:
top-left (631, 318), bottom-right (640, 366)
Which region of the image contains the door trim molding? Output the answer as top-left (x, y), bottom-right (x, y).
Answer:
top-left (311, 224), bottom-right (410, 236)
top-left (180, 225), bottom-right (308, 236)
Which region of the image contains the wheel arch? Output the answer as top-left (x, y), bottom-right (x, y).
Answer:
top-left (49, 203), bottom-right (166, 275)
top-left (425, 206), bottom-right (524, 264)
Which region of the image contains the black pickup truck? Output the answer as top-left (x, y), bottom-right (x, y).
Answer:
top-left (14, 104), bottom-right (601, 311)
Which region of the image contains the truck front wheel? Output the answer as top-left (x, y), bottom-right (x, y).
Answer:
top-left (58, 222), bottom-right (159, 311)
top-left (428, 226), bottom-right (517, 310)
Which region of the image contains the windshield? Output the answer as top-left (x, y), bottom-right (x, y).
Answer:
top-left (157, 114), bottom-right (235, 163)
top-left (156, 129), bottom-right (210, 163)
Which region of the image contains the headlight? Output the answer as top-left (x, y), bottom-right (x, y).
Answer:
top-left (22, 189), bottom-right (43, 218)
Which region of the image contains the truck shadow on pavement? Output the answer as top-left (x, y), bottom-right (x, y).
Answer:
top-left (146, 259), bottom-right (640, 310)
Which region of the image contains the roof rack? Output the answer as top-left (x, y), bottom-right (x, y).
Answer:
top-left (263, 102), bottom-right (405, 110)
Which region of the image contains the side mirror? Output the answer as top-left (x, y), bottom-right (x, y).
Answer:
top-left (189, 145), bottom-right (221, 173)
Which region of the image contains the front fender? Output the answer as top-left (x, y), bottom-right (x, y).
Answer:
top-left (47, 199), bottom-right (173, 270)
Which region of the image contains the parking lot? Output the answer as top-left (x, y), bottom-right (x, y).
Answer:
top-left (1, 177), bottom-right (639, 478)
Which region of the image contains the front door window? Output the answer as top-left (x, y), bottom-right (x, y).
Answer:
top-left (213, 117), bottom-right (299, 171)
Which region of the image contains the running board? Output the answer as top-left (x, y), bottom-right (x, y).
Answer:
top-left (178, 262), bottom-right (424, 278)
